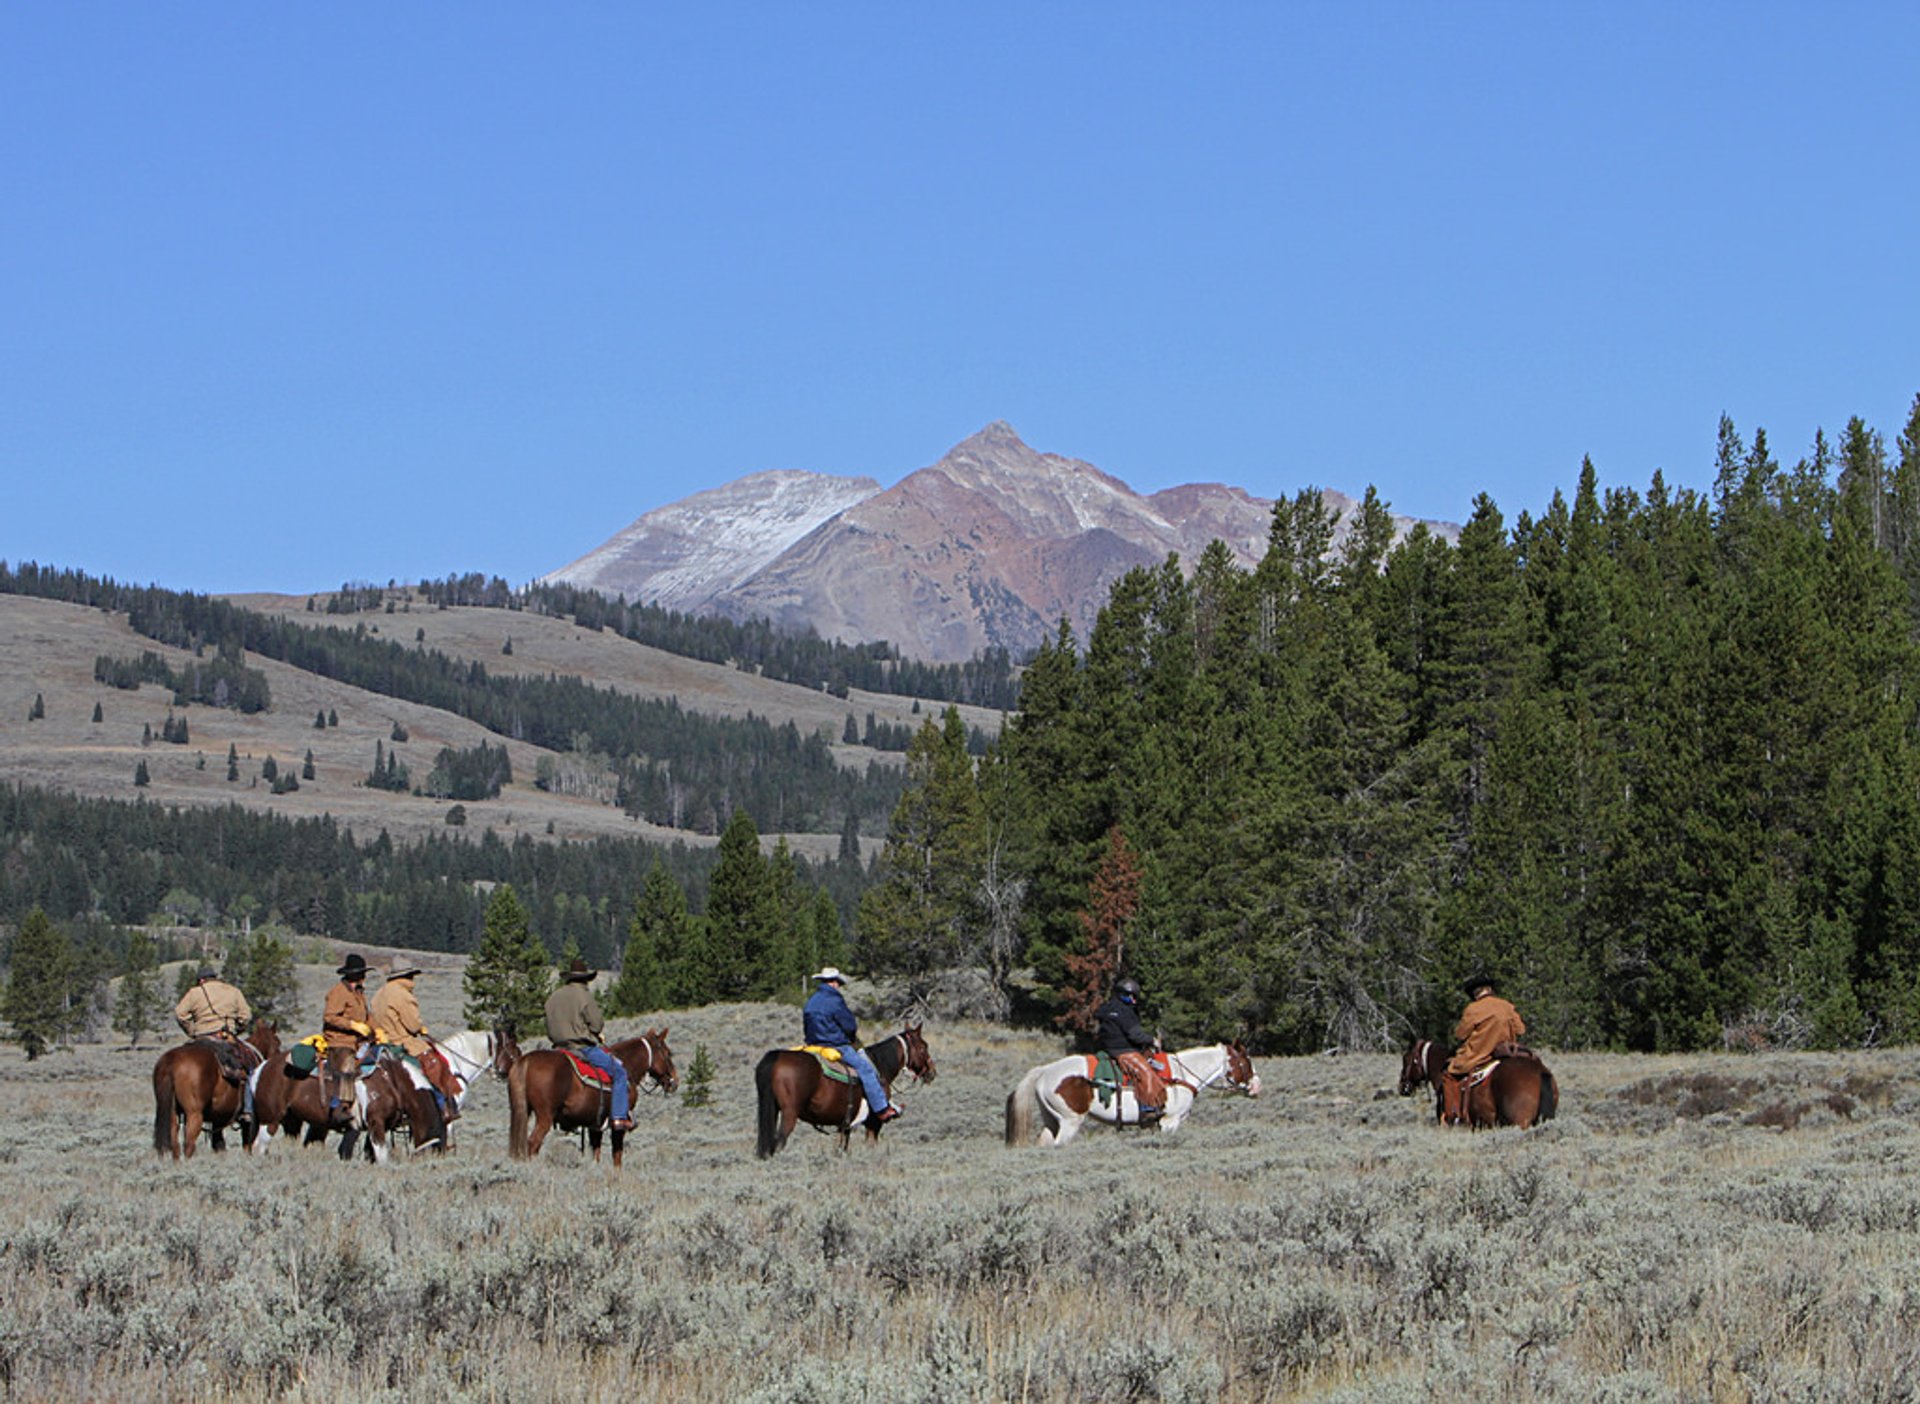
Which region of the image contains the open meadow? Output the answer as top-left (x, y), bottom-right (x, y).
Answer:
top-left (5, 979), bottom-right (1920, 1403)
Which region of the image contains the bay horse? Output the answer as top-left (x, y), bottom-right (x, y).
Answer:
top-left (246, 1039), bottom-right (366, 1157)
top-left (1399, 1037), bottom-right (1558, 1128)
top-left (508, 1030), bottom-right (677, 1169)
top-left (1004, 1040), bottom-right (1260, 1148)
top-left (152, 1021), bottom-right (281, 1160)
top-left (755, 1025), bottom-right (936, 1159)
top-left (347, 1052), bottom-right (449, 1164)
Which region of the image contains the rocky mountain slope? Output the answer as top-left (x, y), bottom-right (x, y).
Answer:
top-left (546, 422), bottom-right (1456, 663)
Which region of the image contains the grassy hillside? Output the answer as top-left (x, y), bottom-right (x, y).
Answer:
top-left (7, 997), bottom-right (1918, 1400)
top-left (0, 592), bottom-right (999, 862)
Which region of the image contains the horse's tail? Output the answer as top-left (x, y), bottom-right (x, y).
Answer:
top-left (507, 1058), bottom-right (530, 1160)
top-left (153, 1055), bottom-right (176, 1157)
top-left (754, 1051), bottom-right (782, 1159)
top-left (1005, 1065), bottom-right (1044, 1147)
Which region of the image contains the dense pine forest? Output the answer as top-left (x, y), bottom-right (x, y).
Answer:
top-left (851, 406), bottom-right (1920, 1054)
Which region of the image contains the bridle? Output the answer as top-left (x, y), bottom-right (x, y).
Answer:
top-left (1167, 1044), bottom-right (1255, 1097)
top-left (627, 1035), bottom-right (672, 1095)
top-left (1402, 1038), bottom-right (1439, 1092)
top-left (886, 1031), bottom-right (933, 1085)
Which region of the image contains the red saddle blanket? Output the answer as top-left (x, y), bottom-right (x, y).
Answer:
top-left (564, 1051), bottom-right (613, 1089)
top-left (1084, 1050), bottom-right (1172, 1087)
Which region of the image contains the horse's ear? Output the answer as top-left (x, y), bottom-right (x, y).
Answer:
top-left (658, 1026), bottom-right (669, 1040)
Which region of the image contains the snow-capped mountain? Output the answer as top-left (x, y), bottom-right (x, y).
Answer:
top-left (545, 423), bottom-right (1453, 663)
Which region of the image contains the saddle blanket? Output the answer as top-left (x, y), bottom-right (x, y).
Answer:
top-left (565, 1051), bottom-right (614, 1088)
top-left (792, 1045), bottom-right (857, 1083)
top-left (1084, 1050), bottom-right (1171, 1108)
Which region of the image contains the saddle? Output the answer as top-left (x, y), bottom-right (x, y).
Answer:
top-left (1084, 1051), bottom-right (1171, 1110)
top-left (794, 1045), bottom-right (859, 1085)
top-left (196, 1035), bottom-right (259, 1086)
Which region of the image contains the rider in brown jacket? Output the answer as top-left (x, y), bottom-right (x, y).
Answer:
top-left (322, 953), bottom-right (374, 1049)
top-left (370, 965), bottom-right (463, 1119)
top-left (1442, 975), bottom-right (1527, 1123)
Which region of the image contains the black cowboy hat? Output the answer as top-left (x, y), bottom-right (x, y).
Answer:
top-left (562, 957), bottom-right (595, 983)
top-left (1462, 974), bottom-right (1496, 996)
top-left (337, 953), bottom-right (370, 979)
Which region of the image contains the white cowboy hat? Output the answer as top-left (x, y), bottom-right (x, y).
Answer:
top-left (812, 967), bottom-right (847, 983)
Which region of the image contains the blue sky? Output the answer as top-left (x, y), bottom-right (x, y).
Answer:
top-left (5, 6), bottom-right (1917, 594)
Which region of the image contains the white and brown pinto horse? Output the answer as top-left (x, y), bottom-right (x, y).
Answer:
top-left (1004, 1041), bottom-right (1261, 1148)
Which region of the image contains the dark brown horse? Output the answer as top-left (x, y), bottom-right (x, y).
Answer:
top-left (1399, 1037), bottom-right (1558, 1129)
top-left (755, 1024), bottom-right (935, 1158)
top-left (151, 1021), bottom-right (281, 1159)
top-left (246, 1040), bottom-right (365, 1157)
top-left (346, 1051), bottom-right (449, 1163)
top-left (507, 1030), bottom-right (678, 1168)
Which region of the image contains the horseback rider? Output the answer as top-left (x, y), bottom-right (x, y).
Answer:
top-left (1442, 975), bottom-right (1527, 1124)
top-left (174, 964), bottom-right (260, 1124)
top-left (544, 958), bottom-right (633, 1132)
top-left (369, 965), bottom-right (463, 1123)
top-left (322, 953), bottom-right (375, 1053)
top-left (1094, 977), bottom-right (1167, 1122)
top-left (802, 967), bottom-right (901, 1125)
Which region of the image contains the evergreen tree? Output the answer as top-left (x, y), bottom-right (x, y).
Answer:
top-left (315, 708), bottom-right (328, 729)
top-left (112, 930), bottom-right (162, 1047)
top-left (463, 884), bottom-right (553, 1037)
top-left (605, 861), bottom-right (683, 1015)
top-left (3, 909), bottom-right (78, 1058)
top-left (91, 701), bottom-right (103, 723)
top-left (303, 749), bottom-right (316, 781)
top-left (226, 742), bottom-right (239, 782)
top-left (704, 809), bottom-right (778, 999)
top-left (133, 759), bottom-right (150, 788)
top-left (223, 926), bottom-right (299, 1027)
top-left (28, 693), bottom-right (45, 721)
top-left (680, 1043), bottom-right (716, 1108)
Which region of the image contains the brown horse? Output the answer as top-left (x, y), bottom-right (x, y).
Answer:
top-left (755, 1024), bottom-right (935, 1158)
top-left (507, 1030), bottom-right (678, 1168)
top-left (346, 1051), bottom-right (448, 1164)
top-left (1399, 1037), bottom-right (1558, 1128)
top-left (151, 1021), bottom-right (281, 1159)
top-left (246, 1040), bottom-right (365, 1157)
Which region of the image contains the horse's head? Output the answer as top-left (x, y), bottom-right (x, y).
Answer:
top-left (490, 1027), bottom-right (520, 1077)
top-left (1398, 1039), bottom-right (1431, 1097)
top-left (642, 1027), bottom-right (678, 1093)
top-left (248, 1020), bottom-right (282, 1061)
top-left (1223, 1039), bottom-right (1260, 1097)
top-left (899, 1023), bottom-right (936, 1084)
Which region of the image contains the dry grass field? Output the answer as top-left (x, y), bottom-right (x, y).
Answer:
top-left (5, 961), bottom-right (1920, 1402)
top-left (0, 593), bottom-right (999, 863)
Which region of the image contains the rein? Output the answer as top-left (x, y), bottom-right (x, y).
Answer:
top-left (1165, 1045), bottom-right (1248, 1096)
top-left (625, 1035), bottom-right (668, 1095)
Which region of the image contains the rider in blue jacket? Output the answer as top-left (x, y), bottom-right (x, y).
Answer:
top-left (802, 967), bottom-right (900, 1124)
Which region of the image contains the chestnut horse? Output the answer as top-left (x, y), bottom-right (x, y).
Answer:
top-left (347, 1051), bottom-right (448, 1163)
top-left (152, 1021), bottom-right (281, 1159)
top-left (755, 1024), bottom-right (936, 1159)
top-left (246, 1040), bottom-right (365, 1157)
top-left (508, 1030), bottom-right (678, 1168)
top-left (1399, 1037), bottom-right (1558, 1128)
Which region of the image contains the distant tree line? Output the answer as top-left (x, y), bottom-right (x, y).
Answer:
top-left (0, 782), bottom-right (869, 973)
top-left (320, 574), bottom-right (1020, 709)
top-left (93, 649), bottom-right (270, 712)
top-left (2, 564), bottom-right (907, 839)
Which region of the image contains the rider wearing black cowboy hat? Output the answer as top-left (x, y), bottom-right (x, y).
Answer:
top-left (323, 953), bottom-right (375, 1050)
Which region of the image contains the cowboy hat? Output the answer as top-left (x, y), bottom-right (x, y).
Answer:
top-left (388, 965), bottom-right (423, 981)
top-left (812, 967), bottom-right (847, 983)
top-left (562, 957), bottom-right (595, 982)
top-left (196, 965), bottom-right (219, 982)
top-left (1462, 974), bottom-right (1496, 996)
top-left (336, 953), bottom-right (370, 979)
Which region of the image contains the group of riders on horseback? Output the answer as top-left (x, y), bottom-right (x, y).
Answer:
top-left (161, 948), bottom-right (1549, 1159)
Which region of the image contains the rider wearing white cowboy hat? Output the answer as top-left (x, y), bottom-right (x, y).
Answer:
top-left (801, 968), bottom-right (900, 1124)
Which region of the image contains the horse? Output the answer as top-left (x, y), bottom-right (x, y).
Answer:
top-left (246, 1039), bottom-right (366, 1157)
top-left (347, 1051), bottom-right (449, 1164)
top-left (152, 1021), bottom-right (281, 1159)
top-left (434, 1027), bottom-right (521, 1120)
top-left (507, 1030), bottom-right (678, 1169)
top-left (755, 1024), bottom-right (937, 1159)
top-left (1004, 1041), bottom-right (1261, 1148)
top-left (1399, 1037), bottom-right (1558, 1129)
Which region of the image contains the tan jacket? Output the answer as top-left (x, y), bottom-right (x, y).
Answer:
top-left (1448, 994), bottom-right (1527, 1075)
top-left (370, 979), bottom-right (430, 1057)
top-left (323, 981), bottom-right (372, 1043)
top-left (544, 981), bottom-right (604, 1049)
top-left (175, 980), bottom-right (251, 1038)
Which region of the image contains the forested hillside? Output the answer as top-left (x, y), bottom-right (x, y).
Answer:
top-left (854, 406), bottom-right (1920, 1053)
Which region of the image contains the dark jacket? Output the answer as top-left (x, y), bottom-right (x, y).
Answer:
top-left (803, 983), bottom-right (860, 1047)
top-left (1095, 996), bottom-right (1155, 1057)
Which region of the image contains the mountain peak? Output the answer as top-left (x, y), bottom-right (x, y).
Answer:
top-left (953, 420), bottom-right (1028, 453)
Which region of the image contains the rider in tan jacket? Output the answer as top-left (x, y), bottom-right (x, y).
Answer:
top-left (1442, 975), bottom-right (1527, 1123)
top-left (370, 966), bottom-right (463, 1119)
top-left (174, 967), bottom-right (251, 1038)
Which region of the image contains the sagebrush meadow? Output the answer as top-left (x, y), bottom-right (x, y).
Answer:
top-left (5, 974), bottom-right (1918, 1402)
